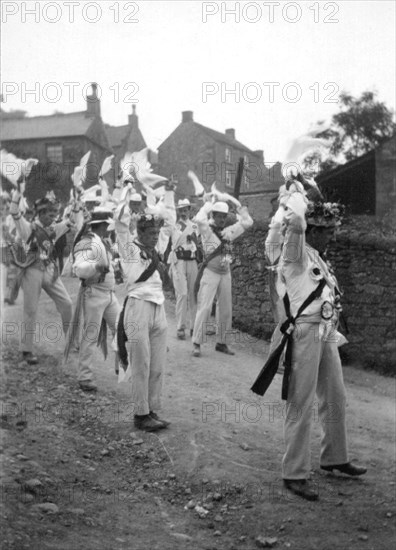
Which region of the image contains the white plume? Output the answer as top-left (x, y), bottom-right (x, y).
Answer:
top-left (99, 178), bottom-right (110, 205)
top-left (99, 154), bottom-right (114, 178)
top-left (210, 182), bottom-right (241, 208)
top-left (71, 151), bottom-right (91, 189)
top-left (187, 170), bottom-right (205, 196)
top-left (0, 149), bottom-right (38, 190)
top-left (120, 148), bottom-right (167, 187)
top-left (283, 123), bottom-right (331, 176)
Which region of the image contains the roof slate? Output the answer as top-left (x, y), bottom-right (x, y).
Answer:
top-left (0, 112), bottom-right (95, 141)
top-left (194, 122), bottom-right (255, 154)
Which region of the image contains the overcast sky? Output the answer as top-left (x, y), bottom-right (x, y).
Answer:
top-left (1, 0), bottom-right (395, 163)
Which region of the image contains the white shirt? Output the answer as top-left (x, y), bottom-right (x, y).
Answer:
top-left (115, 221), bottom-right (164, 305)
top-left (267, 192), bottom-right (337, 319)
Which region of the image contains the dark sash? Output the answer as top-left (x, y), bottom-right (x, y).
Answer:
top-left (251, 278), bottom-right (326, 400)
top-left (116, 250), bottom-right (163, 370)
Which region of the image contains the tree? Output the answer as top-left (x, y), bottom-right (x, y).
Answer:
top-left (310, 91), bottom-right (396, 173)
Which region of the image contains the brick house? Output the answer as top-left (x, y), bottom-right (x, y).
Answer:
top-left (0, 83), bottom-right (113, 203)
top-left (157, 111), bottom-right (282, 207)
top-left (317, 134), bottom-right (396, 218)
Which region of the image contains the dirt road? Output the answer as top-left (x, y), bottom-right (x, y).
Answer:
top-left (1, 278), bottom-right (395, 550)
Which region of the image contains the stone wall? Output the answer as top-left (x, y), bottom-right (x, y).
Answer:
top-left (231, 223), bottom-right (396, 374)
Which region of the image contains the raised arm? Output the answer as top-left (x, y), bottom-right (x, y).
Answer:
top-left (281, 192), bottom-right (308, 269)
top-left (221, 205), bottom-right (254, 242)
top-left (9, 189), bottom-right (32, 242)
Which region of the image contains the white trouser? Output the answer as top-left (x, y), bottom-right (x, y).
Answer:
top-left (124, 298), bottom-right (167, 416)
top-left (78, 286), bottom-right (120, 383)
top-left (192, 268), bottom-right (232, 346)
top-left (21, 265), bottom-right (73, 353)
top-left (282, 321), bottom-right (348, 479)
top-left (171, 259), bottom-right (198, 331)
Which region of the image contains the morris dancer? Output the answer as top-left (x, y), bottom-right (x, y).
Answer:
top-left (192, 200), bottom-right (253, 357)
top-left (168, 198), bottom-right (199, 340)
top-left (115, 188), bottom-right (175, 432)
top-left (64, 207), bottom-right (121, 392)
top-left (253, 181), bottom-right (366, 500)
top-left (9, 190), bottom-right (73, 364)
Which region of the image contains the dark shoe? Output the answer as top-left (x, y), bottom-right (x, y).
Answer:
top-left (283, 479), bottom-right (319, 501)
top-left (192, 344), bottom-right (201, 357)
top-left (4, 298), bottom-right (15, 306)
top-left (321, 462), bottom-right (367, 476)
top-left (79, 381), bottom-right (98, 392)
top-left (149, 411), bottom-right (170, 428)
top-left (134, 414), bottom-right (165, 432)
top-left (22, 352), bottom-right (38, 365)
top-left (177, 329), bottom-right (186, 340)
top-left (215, 343), bottom-right (235, 355)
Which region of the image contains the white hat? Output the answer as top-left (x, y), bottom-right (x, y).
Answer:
top-left (212, 201), bottom-right (229, 214)
top-left (88, 207), bottom-right (113, 226)
top-left (82, 190), bottom-right (101, 204)
top-left (176, 198), bottom-right (191, 209)
top-left (130, 193), bottom-right (142, 202)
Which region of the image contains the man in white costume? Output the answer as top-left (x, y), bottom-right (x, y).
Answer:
top-left (192, 200), bottom-right (253, 357)
top-left (167, 198), bottom-right (199, 340)
top-left (115, 187), bottom-right (175, 432)
top-left (65, 207), bottom-right (121, 392)
top-left (9, 190), bottom-right (73, 364)
top-left (261, 186), bottom-right (366, 500)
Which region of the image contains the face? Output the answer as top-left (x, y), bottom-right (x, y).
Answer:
top-left (92, 222), bottom-right (110, 238)
top-left (129, 200), bottom-right (142, 214)
top-left (177, 206), bottom-right (190, 220)
top-left (39, 207), bottom-right (58, 227)
top-left (212, 211), bottom-right (228, 228)
top-left (138, 226), bottom-right (161, 249)
top-left (308, 226), bottom-right (336, 253)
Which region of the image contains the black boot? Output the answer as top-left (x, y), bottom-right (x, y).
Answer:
top-left (321, 462), bottom-right (367, 476)
top-left (283, 479), bottom-right (319, 501)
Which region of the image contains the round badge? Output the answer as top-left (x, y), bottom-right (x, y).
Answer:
top-left (321, 301), bottom-right (334, 320)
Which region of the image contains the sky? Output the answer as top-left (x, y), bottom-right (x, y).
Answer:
top-left (1, 0), bottom-right (395, 163)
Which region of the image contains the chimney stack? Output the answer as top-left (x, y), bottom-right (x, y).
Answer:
top-left (182, 111), bottom-right (193, 123)
top-left (128, 104), bottom-right (139, 127)
top-left (86, 82), bottom-right (101, 117)
top-left (225, 128), bottom-right (235, 140)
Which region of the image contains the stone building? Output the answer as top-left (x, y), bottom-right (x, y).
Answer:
top-left (317, 134), bottom-right (396, 218)
top-left (0, 83), bottom-right (113, 203)
top-left (157, 111), bottom-right (282, 206)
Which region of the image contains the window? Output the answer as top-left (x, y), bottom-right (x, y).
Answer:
top-left (46, 144), bottom-right (63, 163)
top-left (225, 147), bottom-right (231, 163)
top-left (244, 154), bottom-right (249, 189)
top-left (225, 169), bottom-right (232, 188)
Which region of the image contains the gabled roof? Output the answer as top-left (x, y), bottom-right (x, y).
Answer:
top-left (0, 111), bottom-right (96, 141)
top-left (105, 123), bottom-right (147, 152)
top-left (104, 124), bottom-right (130, 148)
top-left (194, 122), bottom-right (254, 154)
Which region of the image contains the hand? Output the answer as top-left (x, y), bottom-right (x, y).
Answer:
top-left (164, 180), bottom-right (176, 191)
